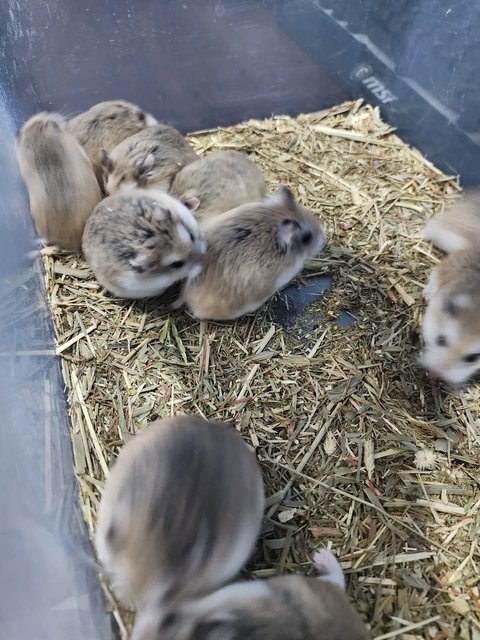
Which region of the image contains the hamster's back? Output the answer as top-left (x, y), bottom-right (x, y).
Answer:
top-left (68, 100), bottom-right (157, 183)
top-left (168, 576), bottom-right (369, 640)
top-left (68, 100), bottom-right (154, 147)
top-left (96, 416), bottom-right (264, 610)
top-left (423, 188), bottom-right (480, 253)
top-left (111, 124), bottom-right (198, 161)
top-left (170, 150), bottom-right (265, 218)
top-left (16, 112), bottom-right (101, 249)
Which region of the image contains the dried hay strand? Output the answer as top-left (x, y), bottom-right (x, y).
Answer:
top-left (42, 100), bottom-right (480, 639)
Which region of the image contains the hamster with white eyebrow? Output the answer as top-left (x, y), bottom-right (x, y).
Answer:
top-left (421, 247), bottom-right (480, 385)
top-left (177, 185), bottom-right (325, 320)
top-left (82, 190), bottom-right (205, 298)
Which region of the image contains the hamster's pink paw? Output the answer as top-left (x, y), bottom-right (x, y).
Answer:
top-left (313, 549), bottom-right (339, 576)
top-left (422, 287), bottom-right (431, 301)
top-left (313, 549), bottom-right (345, 590)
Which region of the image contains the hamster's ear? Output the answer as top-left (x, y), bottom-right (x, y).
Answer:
top-left (134, 153), bottom-right (155, 178)
top-left (270, 184), bottom-right (296, 208)
top-left (48, 112), bottom-right (67, 129)
top-left (100, 149), bottom-right (114, 172)
top-left (443, 293), bottom-right (471, 316)
top-left (277, 218), bottom-right (299, 252)
top-left (129, 250), bottom-right (150, 272)
top-left (151, 203), bottom-right (173, 222)
top-left (182, 195), bottom-right (200, 212)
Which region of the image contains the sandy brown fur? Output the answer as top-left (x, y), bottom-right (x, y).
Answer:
top-left (16, 112), bottom-right (102, 251)
top-left (429, 248), bottom-right (480, 337)
top-left (104, 124), bottom-right (199, 195)
top-left (169, 151), bottom-right (265, 220)
top-left (422, 248), bottom-right (480, 383)
top-left (180, 186), bottom-right (325, 320)
top-left (95, 416), bottom-right (264, 616)
top-left (423, 188), bottom-right (480, 252)
top-left (196, 578), bottom-right (368, 640)
top-left (156, 575), bottom-right (368, 640)
top-left (82, 190), bottom-right (205, 299)
top-left (67, 100), bottom-right (156, 184)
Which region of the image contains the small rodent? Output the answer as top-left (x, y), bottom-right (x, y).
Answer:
top-left (102, 124), bottom-right (199, 195)
top-left (82, 189), bottom-right (206, 299)
top-left (423, 188), bottom-right (480, 253)
top-left (16, 112), bottom-right (102, 251)
top-left (67, 100), bottom-right (158, 185)
top-left (144, 549), bottom-right (369, 640)
top-left (421, 247), bottom-right (480, 385)
top-left (169, 151), bottom-right (266, 220)
top-left (176, 185), bottom-right (325, 320)
top-left (95, 416), bottom-right (265, 640)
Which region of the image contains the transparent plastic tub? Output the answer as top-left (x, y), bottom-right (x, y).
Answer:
top-left (1, 1), bottom-right (477, 637)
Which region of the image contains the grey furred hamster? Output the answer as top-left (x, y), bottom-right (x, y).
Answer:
top-left (16, 112), bottom-right (102, 251)
top-left (423, 188), bottom-right (480, 253)
top-left (169, 151), bottom-right (266, 220)
top-left (143, 549), bottom-right (369, 640)
top-left (82, 189), bottom-right (205, 299)
top-left (102, 124), bottom-right (199, 195)
top-left (177, 185), bottom-right (325, 320)
top-left (421, 247), bottom-right (480, 385)
top-left (67, 100), bottom-right (158, 184)
top-left (95, 416), bottom-right (265, 640)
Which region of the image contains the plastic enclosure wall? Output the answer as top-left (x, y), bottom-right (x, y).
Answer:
top-left (0, 1), bottom-right (478, 638)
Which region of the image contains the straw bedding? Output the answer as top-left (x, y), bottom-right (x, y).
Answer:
top-left (42, 99), bottom-right (480, 639)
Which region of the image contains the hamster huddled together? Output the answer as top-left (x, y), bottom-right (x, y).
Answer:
top-left (16, 100), bottom-right (480, 384)
top-left (14, 98), bottom-right (480, 639)
top-left (96, 415), bottom-right (369, 640)
top-left (16, 100), bottom-right (325, 321)
top-left (15, 100), bottom-right (366, 638)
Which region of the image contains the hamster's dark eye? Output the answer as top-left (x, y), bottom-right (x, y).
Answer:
top-left (160, 613), bottom-right (178, 630)
top-left (137, 111), bottom-right (146, 122)
top-left (282, 218), bottom-right (298, 227)
top-left (169, 260), bottom-right (185, 269)
top-left (436, 335), bottom-right (448, 347)
top-left (463, 353), bottom-right (480, 364)
top-left (301, 230), bottom-right (313, 244)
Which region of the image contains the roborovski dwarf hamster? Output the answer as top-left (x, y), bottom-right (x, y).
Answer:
top-left (82, 189), bottom-right (205, 298)
top-left (169, 151), bottom-right (266, 220)
top-left (95, 416), bottom-right (265, 640)
top-left (421, 247), bottom-right (480, 385)
top-left (177, 185), bottom-right (325, 320)
top-left (102, 124), bottom-right (198, 195)
top-left (16, 112), bottom-right (102, 251)
top-left (143, 549), bottom-right (369, 640)
top-left (423, 188), bottom-right (480, 253)
top-left (67, 100), bottom-right (158, 184)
